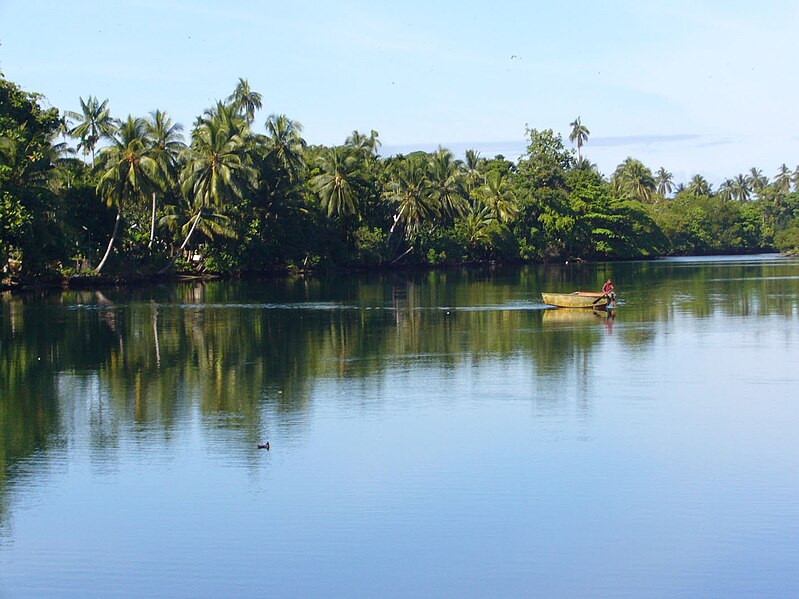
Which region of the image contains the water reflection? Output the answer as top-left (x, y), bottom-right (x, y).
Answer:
top-left (3, 256), bottom-right (798, 474)
top-left (1, 255), bottom-right (798, 595)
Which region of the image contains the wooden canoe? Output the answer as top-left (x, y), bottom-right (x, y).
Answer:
top-left (541, 291), bottom-right (608, 308)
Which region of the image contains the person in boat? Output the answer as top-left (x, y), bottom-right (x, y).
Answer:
top-left (602, 279), bottom-right (616, 305)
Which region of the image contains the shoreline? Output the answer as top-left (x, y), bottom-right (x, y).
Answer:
top-left (1, 250), bottom-right (782, 295)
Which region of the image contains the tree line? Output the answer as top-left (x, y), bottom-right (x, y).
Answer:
top-left (2, 74), bottom-right (799, 281)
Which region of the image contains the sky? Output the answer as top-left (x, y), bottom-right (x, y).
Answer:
top-left (1, 0), bottom-right (798, 186)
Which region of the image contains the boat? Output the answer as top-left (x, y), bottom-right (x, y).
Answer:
top-left (541, 291), bottom-right (609, 308)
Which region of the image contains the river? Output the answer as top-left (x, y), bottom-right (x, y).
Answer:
top-left (1, 255), bottom-right (798, 597)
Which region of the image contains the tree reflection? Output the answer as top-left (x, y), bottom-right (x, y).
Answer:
top-left (1, 256), bottom-right (797, 519)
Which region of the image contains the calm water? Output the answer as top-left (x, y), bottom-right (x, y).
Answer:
top-left (2, 255), bottom-right (799, 597)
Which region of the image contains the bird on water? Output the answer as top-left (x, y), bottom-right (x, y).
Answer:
top-left (258, 442), bottom-right (270, 450)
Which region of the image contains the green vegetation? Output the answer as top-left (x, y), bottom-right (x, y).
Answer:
top-left (2, 73), bottom-right (798, 284)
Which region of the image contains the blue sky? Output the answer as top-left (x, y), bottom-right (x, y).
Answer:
top-left (2, 0), bottom-right (798, 185)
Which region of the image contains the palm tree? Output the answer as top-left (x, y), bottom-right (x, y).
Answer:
top-left (159, 200), bottom-right (237, 264)
top-left (346, 129), bottom-right (382, 156)
top-left (264, 114), bottom-right (306, 180)
top-left (94, 116), bottom-right (162, 272)
top-left (774, 164), bottom-right (792, 194)
top-left (67, 96), bottom-right (118, 166)
top-left (731, 174), bottom-right (751, 202)
top-left (311, 146), bottom-right (358, 218)
top-left (687, 174), bottom-right (712, 197)
top-left (180, 116), bottom-right (252, 210)
top-left (159, 116), bottom-right (252, 273)
top-left (464, 149), bottom-right (483, 190)
top-left (568, 116), bottom-right (590, 163)
top-left (144, 110), bottom-right (185, 248)
top-left (386, 153), bottom-right (436, 240)
top-left (717, 179), bottom-right (734, 201)
top-left (366, 130), bottom-right (381, 156)
top-left (227, 78), bottom-right (263, 127)
top-left (199, 101), bottom-right (249, 141)
top-left (428, 147), bottom-right (467, 222)
top-left (654, 167), bottom-right (674, 197)
top-left (481, 170), bottom-right (517, 223)
top-left (345, 130), bottom-right (369, 151)
top-left (460, 201), bottom-right (493, 251)
top-left (747, 167), bottom-right (768, 196)
top-left (612, 158), bottom-right (655, 203)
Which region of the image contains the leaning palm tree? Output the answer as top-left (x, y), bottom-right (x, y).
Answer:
top-left (159, 199), bottom-right (238, 264)
top-left (144, 110), bottom-right (185, 248)
top-left (226, 78), bottom-right (263, 127)
top-left (481, 170), bottom-right (518, 223)
top-left (311, 146), bottom-right (358, 219)
top-left (568, 116), bottom-right (590, 163)
top-left (94, 116), bottom-right (162, 272)
top-left (159, 117), bottom-right (252, 273)
top-left (179, 117), bottom-right (251, 210)
top-left (67, 96), bottom-right (118, 166)
top-left (654, 167), bottom-right (674, 197)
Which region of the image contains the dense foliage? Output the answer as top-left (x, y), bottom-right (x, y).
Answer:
top-left (3, 74), bottom-right (799, 282)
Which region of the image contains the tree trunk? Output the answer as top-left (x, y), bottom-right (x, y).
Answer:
top-left (158, 211), bottom-right (202, 275)
top-left (148, 192), bottom-right (156, 249)
top-left (95, 209), bottom-right (122, 273)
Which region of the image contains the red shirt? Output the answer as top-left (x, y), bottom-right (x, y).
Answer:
top-left (602, 282), bottom-right (613, 294)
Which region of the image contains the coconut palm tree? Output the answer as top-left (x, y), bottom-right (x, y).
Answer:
top-left (464, 149), bottom-right (483, 191)
top-left (159, 116), bottom-right (252, 273)
top-left (227, 78), bottom-right (263, 127)
top-left (654, 167), bottom-right (674, 197)
top-left (460, 201), bottom-right (493, 251)
top-left (428, 147), bottom-right (467, 222)
top-left (311, 146), bottom-right (358, 218)
top-left (386, 153), bottom-right (436, 240)
top-left (144, 110), bottom-right (185, 247)
top-left (568, 116), bottom-right (590, 163)
top-left (264, 114), bottom-right (306, 180)
top-left (687, 174), bottom-right (712, 197)
top-left (481, 170), bottom-right (517, 223)
top-left (747, 167), bottom-right (768, 195)
top-left (179, 115), bottom-right (252, 210)
top-left (774, 164), bottom-right (792, 194)
top-left (345, 130), bottom-right (369, 151)
top-left (612, 158), bottom-right (655, 203)
top-left (717, 179), bottom-right (733, 201)
top-left (94, 116), bottom-right (161, 272)
top-left (731, 174), bottom-right (751, 202)
top-left (159, 199), bottom-right (237, 264)
top-left (67, 96), bottom-right (118, 166)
